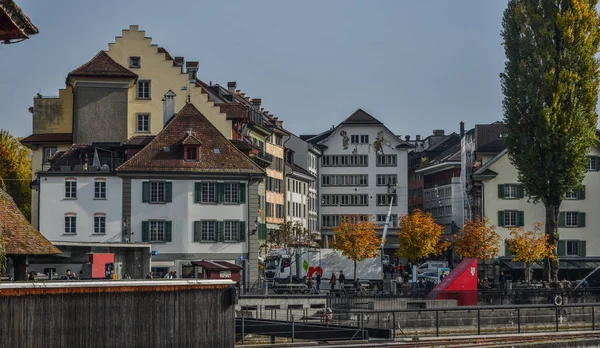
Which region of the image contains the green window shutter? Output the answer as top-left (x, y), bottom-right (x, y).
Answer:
top-left (578, 186), bottom-right (586, 200)
top-left (579, 240), bottom-right (587, 257)
top-left (557, 240), bottom-right (566, 256)
top-left (217, 221), bottom-right (224, 242)
top-left (239, 183), bottom-right (246, 204)
top-left (498, 184), bottom-right (505, 199)
top-left (517, 211), bottom-right (525, 227)
top-left (239, 221), bottom-right (246, 242)
top-left (259, 223), bottom-right (266, 240)
top-left (517, 185), bottom-right (524, 199)
top-left (142, 221), bottom-right (149, 242)
top-left (216, 183), bottom-right (224, 204)
top-left (142, 182), bottom-right (150, 202)
top-left (578, 212), bottom-right (586, 227)
top-left (165, 221), bottom-right (172, 242)
top-left (194, 183), bottom-right (202, 203)
top-left (498, 211), bottom-right (505, 227)
top-left (165, 182), bottom-right (173, 203)
top-left (193, 221), bottom-right (202, 242)
top-left (593, 157), bottom-right (599, 172)
top-left (504, 240), bottom-right (512, 257)
top-left (558, 212), bottom-right (566, 227)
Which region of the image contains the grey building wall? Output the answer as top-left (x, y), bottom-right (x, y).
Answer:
top-left (285, 134), bottom-right (310, 171)
top-left (74, 85), bottom-right (128, 144)
top-left (248, 179), bottom-right (260, 289)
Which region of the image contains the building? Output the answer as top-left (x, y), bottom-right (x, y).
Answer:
top-left (0, 187), bottom-right (60, 280)
top-left (0, 0), bottom-right (38, 44)
top-left (117, 103), bottom-right (264, 286)
top-left (471, 124), bottom-right (600, 279)
top-left (302, 109), bottom-right (411, 255)
top-left (284, 157), bottom-right (316, 230)
top-left (286, 133), bottom-right (322, 234)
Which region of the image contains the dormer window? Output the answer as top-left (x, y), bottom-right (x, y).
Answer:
top-left (185, 146), bottom-right (199, 161)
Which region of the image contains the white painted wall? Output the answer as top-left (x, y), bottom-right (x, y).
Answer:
top-left (286, 180), bottom-right (308, 228)
top-left (482, 146), bottom-right (600, 256)
top-left (130, 179), bottom-right (247, 257)
top-left (318, 124), bottom-right (409, 234)
top-left (38, 175), bottom-right (123, 242)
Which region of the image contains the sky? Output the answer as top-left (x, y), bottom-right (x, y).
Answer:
top-left (0, 0), bottom-right (510, 139)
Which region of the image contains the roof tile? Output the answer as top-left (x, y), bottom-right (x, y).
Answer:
top-left (68, 51), bottom-right (138, 79)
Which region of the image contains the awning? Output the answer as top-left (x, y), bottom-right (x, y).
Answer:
top-left (500, 260), bottom-right (543, 270)
top-left (191, 260), bottom-right (242, 271)
top-left (151, 261), bottom-right (175, 268)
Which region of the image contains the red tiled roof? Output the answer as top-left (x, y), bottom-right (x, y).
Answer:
top-left (117, 103), bottom-right (264, 174)
top-left (181, 133), bottom-right (202, 145)
top-left (125, 135), bottom-right (156, 147)
top-left (0, 0), bottom-right (38, 42)
top-left (217, 103), bottom-right (249, 120)
top-left (68, 51), bottom-right (138, 79)
top-left (0, 188), bottom-right (61, 255)
top-left (20, 133), bottom-right (72, 146)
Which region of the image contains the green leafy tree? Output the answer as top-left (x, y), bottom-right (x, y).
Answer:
top-left (500, 0), bottom-right (600, 282)
top-left (0, 129), bottom-right (32, 220)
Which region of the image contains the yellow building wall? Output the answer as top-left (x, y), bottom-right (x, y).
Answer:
top-left (32, 86), bottom-right (73, 135)
top-left (106, 25), bottom-right (231, 139)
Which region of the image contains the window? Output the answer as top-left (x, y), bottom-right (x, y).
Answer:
top-left (566, 240), bottom-right (580, 256)
top-left (351, 135), bottom-right (359, 144)
top-left (129, 56), bottom-right (141, 68)
top-left (322, 174), bottom-right (369, 186)
top-left (150, 221), bottom-right (165, 241)
top-left (65, 180), bottom-right (77, 199)
top-left (201, 221), bottom-right (217, 241)
top-left (586, 156), bottom-right (597, 171)
top-left (94, 215), bottom-right (106, 234)
top-left (224, 221), bottom-right (239, 241)
top-left (376, 194), bottom-right (398, 206)
top-left (137, 80), bottom-right (151, 99)
top-left (376, 154), bottom-right (397, 166)
top-left (565, 190), bottom-right (577, 200)
top-left (566, 212), bottom-right (578, 227)
top-left (275, 135), bottom-right (283, 146)
top-left (321, 215), bottom-right (342, 228)
top-left (504, 211), bottom-right (517, 227)
top-left (224, 183), bottom-right (239, 203)
top-left (186, 146), bottom-right (198, 161)
top-left (64, 215), bottom-right (76, 234)
top-left (43, 147), bottom-right (57, 163)
top-left (360, 135), bottom-right (369, 144)
top-left (504, 184), bottom-right (518, 199)
top-left (202, 183), bottom-right (216, 203)
top-left (94, 180), bottom-right (106, 199)
top-left (376, 174), bottom-right (397, 186)
top-left (150, 182), bottom-right (166, 203)
top-left (322, 155), bottom-right (368, 167)
top-left (376, 214), bottom-right (398, 227)
top-left (137, 114), bottom-right (150, 132)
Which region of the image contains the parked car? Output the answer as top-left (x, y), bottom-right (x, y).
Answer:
top-left (417, 271), bottom-right (439, 283)
top-left (417, 261), bottom-right (448, 274)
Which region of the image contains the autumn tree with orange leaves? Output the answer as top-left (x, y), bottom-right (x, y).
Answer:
top-left (453, 216), bottom-right (501, 261)
top-left (506, 223), bottom-right (556, 283)
top-left (331, 215), bottom-right (380, 281)
top-left (397, 209), bottom-right (448, 261)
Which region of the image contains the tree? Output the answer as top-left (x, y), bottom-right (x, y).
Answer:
top-left (396, 209), bottom-right (448, 261)
top-left (506, 223), bottom-right (556, 283)
top-left (500, 0), bottom-right (600, 282)
top-left (331, 215), bottom-right (380, 281)
top-left (266, 220), bottom-right (320, 282)
top-left (0, 129), bottom-right (31, 220)
top-left (453, 216), bottom-right (501, 261)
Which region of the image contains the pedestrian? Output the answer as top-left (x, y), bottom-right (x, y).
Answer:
top-left (122, 273), bottom-right (131, 280)
top-left (172, 271), bottom-right (177, 279)
top-left (316, 272), bottom-right (322, 291)
top-left (440, 271), bottom-right (447, 282)
top-left (338, 270), bottom-right (345, 290)
top-left (499, 271), bottom-right (505, 289)
top-left (164, 271), bottom-right (172, 279)
top-left (64, 269), bottom-right (75, 280)
top-left (329, 272), bottom-right (337, 291)
top-left (146, 271), bottom-right (153, 279)
top-left (354, 278), bottom-right (361, 291)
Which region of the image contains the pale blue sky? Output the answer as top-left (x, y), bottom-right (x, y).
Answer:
top-left (0, 0), bottom-right (509, 138)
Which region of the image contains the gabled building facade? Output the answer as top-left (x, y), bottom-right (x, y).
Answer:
top-left (303, 109), bottom-right (411, 254)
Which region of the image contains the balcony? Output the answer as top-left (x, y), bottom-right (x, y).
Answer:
top-left (258, 151), bottom-right (273, 162)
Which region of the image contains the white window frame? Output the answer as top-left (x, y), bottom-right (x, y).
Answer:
top-left (65, 180), bottom-right (77, 199)
top-left (504, 211), bottom-right (517, 227)
top-left (137, 80), bottom-right (151, 99)
top-left (94, 180), bottom-right (106, 199)
top-left (43, 146), bottom-right (58, 163)
top-left (504, 184), bottom-right (518, 199)
top-left (565, 212), bottom-right (578, 227)
top-left (136, 113), bottom-right (150, 133)
top-left (565, 190), bottom-right (577, 200)
top-left (587, 157), bottom-right (597, 171)
top-left (150, 182), bottom-right (166, 203)
top-left (224, 221), bottom-right (239, 242)
top-left (202, 183), bottom-right (216, 203)
top-left (64, 215), bottom-right (76, 234)
top-left (94, 215), bottom-right (106, 234)
top-left (149, 220), bottom-right (165, 242)
top-left (224, 183), bottom-right (239, 203)
top-left (201, 221), bottom-right (217, 242)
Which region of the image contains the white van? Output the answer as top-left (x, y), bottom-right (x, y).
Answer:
top-left (417, 261), bottom-right (448, 274)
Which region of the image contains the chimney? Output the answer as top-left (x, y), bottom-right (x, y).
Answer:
top-left (405, 135), bottom-right (410, 141)
top-left (185, 61), bottom-right (199, 80)
top-left (174, 56), bottom-right (184, 73)
top-left (162, 90), bottom-right (176, 126)
top-left (460, 121), bottom-right (465, 137)
top-left (227, 81), bottom-right (237, 93)
top-left (433, 129), bottom-right (445, 136)
top-left (251, 98), bottom-right (262, 109)
top-left (416, 135), bottom-right (421, 141)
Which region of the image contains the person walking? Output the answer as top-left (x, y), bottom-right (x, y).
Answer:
top-left (329, 272), bottom-right (337, 291)
top-left (146, 271), bottom-right (153, 279)
top-left (338, 270), bottom-right (345, 290)
top-left (316, 272), bottom-right (322, 291)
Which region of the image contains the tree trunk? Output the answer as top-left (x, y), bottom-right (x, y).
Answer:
top-left (544, 202), bottom-right (560, 283)
top-left (525, 262), bottom-right (531, 284)
top-left (354, 260), bottom-right (357, 281)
